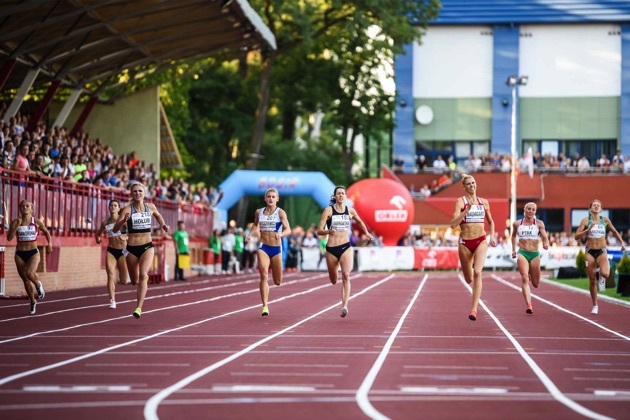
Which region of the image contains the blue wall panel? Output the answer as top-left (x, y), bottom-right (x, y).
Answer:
top-left (393, 43), bottom-right (415, 171)
top-left (621, 23), bottom-right (630, 156)
top-left (491, 25), bottom-right (520, 155)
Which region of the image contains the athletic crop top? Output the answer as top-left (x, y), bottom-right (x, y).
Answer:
top-left (106, 218), bottom-right (125, 238)
top-left (517, 218), bottom-right (540, 240)
top-left (460, 196), bottom-right (485, 224)
top-left (586, 214), bottom-right (606, 239)
top-left (258, 207), bottom-right (282, 233)
top-left (127, 204), bottom-right (152, 234)
top-left (16, 217), bottom-right (38, 242)
top-left (326, 206), bottom-right (351, 232)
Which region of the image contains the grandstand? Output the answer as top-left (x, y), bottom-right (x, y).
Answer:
top-left (0, 0), bottom-right (276, 295)
top-left (391, 0), bottom-right (630, 238)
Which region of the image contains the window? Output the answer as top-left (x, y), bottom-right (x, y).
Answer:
top-left (538, 208), bottom-right (564, 233)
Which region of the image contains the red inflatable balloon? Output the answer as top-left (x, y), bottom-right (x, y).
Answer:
top-left (347, 179), bottom-right (414, 246)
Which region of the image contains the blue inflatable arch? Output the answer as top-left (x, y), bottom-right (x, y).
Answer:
top-left (216, 170), bottom-right (338, 224)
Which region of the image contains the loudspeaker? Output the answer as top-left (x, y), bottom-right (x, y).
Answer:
top-left (556, 267), bottom-right (582, 279)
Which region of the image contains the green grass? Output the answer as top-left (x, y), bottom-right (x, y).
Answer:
top-left (547, 277), bottom-right (630, 302)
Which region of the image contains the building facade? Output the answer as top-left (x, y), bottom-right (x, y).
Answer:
top-left (393, 0), bottom-right (630, 170)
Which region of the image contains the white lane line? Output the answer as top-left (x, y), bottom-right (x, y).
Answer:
top-left (230, 372), bottom-right (342, 377)
top-left (542, 278), bottom-right (630, 308)
top-left (491, 274), bottom-right (630, 341)
top-left (0, 275), bottom-right (273, 323)
top-left (355, 273), bottom-right (429, 420)
top-left (0, 275), bottom-right (332, 387)
top-left (23, 385), bottom-right (131, 392)
top-left (212, 385), bottom-right (316, 392)
top-left (143, 273), bottom-right (397, 420)
top-left (400, 386), bottom-right (509, 394)
top-left (85, 363), bottom-right (190, 367)
top-left (243, 363), bottom-right (348, 368)
top-left (594, 390), bottom-right (630, 397)
top-left (403, 365), bottom-right (508, 370)
top-left (461, 274), bottom-right (612, 420)
top-left (0, 274), bottom-right (328, 344)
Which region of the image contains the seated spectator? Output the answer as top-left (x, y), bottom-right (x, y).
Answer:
top-left (419, 184), bottom-right (431, 198)
top-left (13, 142), bottom-right (34, 174)
top-left (53, 155), bottom-right (74, 181)
top-left (2, 139), bottom-right (15, 168)
top-left (31, 154), bottom-right (51, 177)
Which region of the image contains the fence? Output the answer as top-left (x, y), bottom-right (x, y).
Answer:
top-left (0, 168), bottom-right (213, 239)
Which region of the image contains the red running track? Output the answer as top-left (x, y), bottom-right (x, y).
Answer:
top-left (0, 271), bottom-right (629, 419)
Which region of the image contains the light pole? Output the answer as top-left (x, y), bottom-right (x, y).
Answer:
top-left (506, 75), bottom-right (528, 227)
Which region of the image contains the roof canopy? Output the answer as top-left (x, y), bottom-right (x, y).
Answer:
top-left (433, 0), bottom-right (630, 24)
top-left (0, 0), bottom-right (276, 98)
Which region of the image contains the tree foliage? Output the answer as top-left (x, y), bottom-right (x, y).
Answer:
top-left (161, 0), bottom-right (440, 190)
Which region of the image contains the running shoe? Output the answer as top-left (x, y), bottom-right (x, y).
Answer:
top-left (109, 300), bottom-right (116, 309)
top-left (36, 281), bottom-right (45, 299)
top-left (133, 308), bottom-right (141, 319)
top-left (261, 306), bottom-right (269, 316)
top-left (468, 310), bottom-right (477, 321)
top-left (591, 306), bottom-right (598, 315)
top-left (340, 307), bottom-right (348, 318)
top-left (526, 304), bottom-right (533, 314)
top-left (29, 301), bottom-right (36, 315)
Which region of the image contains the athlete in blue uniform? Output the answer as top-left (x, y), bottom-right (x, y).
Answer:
top-left (245, 188), bottom-right (291, 316)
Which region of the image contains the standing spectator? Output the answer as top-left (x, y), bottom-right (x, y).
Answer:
top-left (416, 155), bottom-right (427, 172)
top-left (393, 155), bottom-right (405, 173)
top-left (173, 220), bottom-right (189, 281)
top-left (577, 156), bottom-right (591, 173)
top-left (233, 228), bottom-right (244, 274)
top-left (221, 227), bottom-right (236, 274)
top-left (432, 155), bottom-right (447, 174)
top-left (209, 229), bottom-right (222, 274)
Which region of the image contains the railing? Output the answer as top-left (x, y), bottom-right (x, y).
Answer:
top-left (0, 168), bottom-right (212, 239)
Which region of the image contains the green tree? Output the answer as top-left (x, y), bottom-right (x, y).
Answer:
top-left (247, 0), bottom-right (441, 177)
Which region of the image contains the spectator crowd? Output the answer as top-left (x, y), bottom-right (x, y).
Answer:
top-left (0, 107), bottom-right (222, 211)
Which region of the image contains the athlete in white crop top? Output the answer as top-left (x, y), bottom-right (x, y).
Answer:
top-left (510, 202), bottom-right (550, 314)
top-left (316, 185), bottom-right (373, 318)
top-left (245, 188), bottom-right (291, 317)
top-left (95, 199), bottom-right (129, 309)
top-left (113, 182), bottom-right (170, 319)
top-left (450, 174), bottom-right (496, 321)
top-left (7, 200), bottom-right (52, 315)
top-left (574, 199), bottom-right (625, 314)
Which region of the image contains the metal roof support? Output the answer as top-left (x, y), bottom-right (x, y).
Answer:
top-left (27, 79), bottom-right (62, 133)
top-left (53, 88), bottom-right (82, 129)
top-left (1, 68), bottom-right (39, 124)
top-left (0, 59), bottom-right (16, 91)
top-left (70, 96), bottom-right (98, 138)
